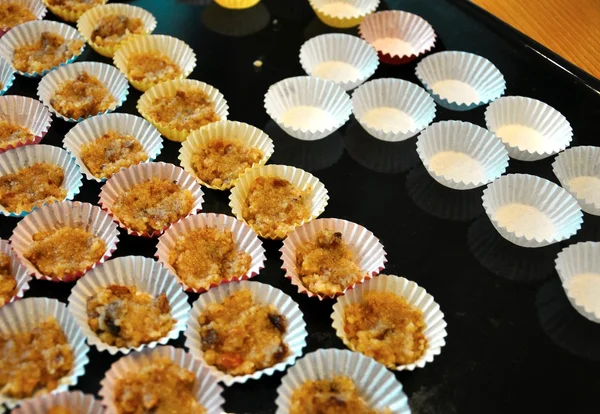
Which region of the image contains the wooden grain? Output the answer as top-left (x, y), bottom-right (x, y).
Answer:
top-left (473, 0), bottom-right (600, 79)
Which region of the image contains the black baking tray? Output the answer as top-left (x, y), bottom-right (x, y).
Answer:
top-left (1, 0), bottom-right (600, 413)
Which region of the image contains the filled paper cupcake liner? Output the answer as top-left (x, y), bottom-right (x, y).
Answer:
top-left (309, 0), bottom-right (380, 28)
top-left (0, 55), bottom-right (14, 95)
top-left (0, 239), bottom-right (30, 307)
top-left (359, 10), bottom-right (437, 65)
top-left (0, 298), bottom-right (90, 410)
top-left (42, 0), bottom-right (108, 23)
top-left (0, 95), bottom-right (52, 153)
top-left (331, 274), bottom-right (447, 371)
top-left (229, 164), bottom-right (329, 239)
top-left (179, 120), bottom-right (274, 190)
top-left (0, 0), bottom-right (47, 38)
top-left (156, 213), bottom-right (267, 292)
top-left (275, 348), bottom-right (410, 413)
top-left (553, 146), bottom-right (600, 215)
top-left (299, 33), bottom-right (379, 91)
top-left (214, 0), bottom-right (261, 9)
top-left (352, 78), bottom-right (436, 142)
top-left (37, 61), bottom-right (129, 122)
top-left (264, 76), bottom-right (352, 141)
top-left (280, 218), bottom-right (387, 300)
top-left (415, 51), bottom-right (506, 111)
top-left (555, 242), bottom-right (600, 323)
top-left (137, 79), bottom-right (229, 142)
top-left (63, 112), bottom-right (163, 182)
top-left (11, 391), bottom-right (104, 414)
top-left (482, 174), bottom-right (583, 248)
top-left (0, 20), bottom-right (85, 77)
top-left (0, 144), bottom-right (82, 217)
top-left (416, 120), bottom-right (509, 190)
top-left (98, 161), bottom-right (205, 237)
top-left (78, 3), bottom-right (157, 58)
top-left (485, 96), bottom-right (573, 161)
top-left (184, 280), bottom-right (308, 386)
top-left (9, 201), bottom-right (120, 282)
top-left (68, 255), bottom-right (191, 354)
top-left (99, 346), bottom-right (224, 414)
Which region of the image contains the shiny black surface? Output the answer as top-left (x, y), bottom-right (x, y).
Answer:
top-left (1, 0), bottom-right (600, 413)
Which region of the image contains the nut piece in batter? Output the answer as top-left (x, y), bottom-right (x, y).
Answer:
top-left (13, 32), bottom-right (84, 74)
top-left (80, 130), bottom-right (148, 179)
top-left (86, 285), bottom-right (174, 348)
top-left (147, 89), bottom-right (220, 131)
top-left (0, 120), bottom-right (34, 149)
top-left (199, 289), bottom-right (289, 376)
top-left (0, 252), bottom-right (17, 306)
top-left (0, 318), bottom-right (74, 399)
top-left (46, 0), bottom-right (104, 14)
top-left (50, 71), bottom-right (116, 120)
top-left (127, 52), bottom-right (182, 85)
top-left (24, 226), bottom-right (107, 280)
top-left (0, 162), bottom-right (67, 213)
top-left (91, 14), bottom-right (144, 47)
top-left (0, 2), bottom-right (36, 29)
top-left (114, 356), bottom-right (206, 414)
top-left (344, 291), bottom-right (428, 368)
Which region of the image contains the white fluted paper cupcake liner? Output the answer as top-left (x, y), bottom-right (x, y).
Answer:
top-left (0, 298), bottom-right (89, 410)
top-left (179, 120), bottom-right (274, 190)
top-left (98, 161), bottom-right (205, 237)
top-left (0, 144), bottom-right (82, 217)
top-left (415, 51), bottom-right (506, 111)
top-left (280, 218), bottom-right (387, 300)
top-left (299, 33), bottom-right (379, 91)
top-left (78, 3), bottom-right (157, 57)
top-left (9, 201), bottom-right (120, 281)
top-left (0, 20), bottom-right (84, 77)
top-left (0, 239), bottom-right (30, 307)
top-left (0, 95), bottom-right (52, 153)
top-left (264, 76), bottom-right (352, 141)
top-left (68, 255), bottom-right (191, 354)
top-left (553, 146), bottom-right (600, 215)
top-left (42, 0), bottom-right (108, 23)
top-left (184, 280), bottom-right (307, 386)
top-left (37, 61), bottom-right (129, 122)
top-left (352, 78), bottom-right (436, 142)
top-left (482, 174), bottom-right (583, 248)
top-left (63, 112), bottom-right (163, 182)
top-left (309, 0), bottom-right (379, 29)
top-left (0, 55), bottom-right (14, 95)
top-left (416, 120), bottom-right (509, 190)
top-left (12, 391), bottom-right (103, 414)
top-left (485, 96), bottom-right (573, 161)
top-left (229, 164), bottom-right (329, 239)
top-left (275, 348), bottom-right (410, 413)
top-left (0, 0), bottom-right (47, 37)
top-left (99, 345), bottom-right (224, 414)
top-left (156, 213), bottom-right (266, 292)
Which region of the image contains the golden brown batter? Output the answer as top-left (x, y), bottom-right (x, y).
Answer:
top-left (13, 32), bottom-right (83, 74)
top-left (51, 71), bottom-right (116, 119)
top-left (147, 89), bottom-right (219, 131)
top-left (0, 252), bottom-right (16, 307)
top-left (0, 163), bottom-right (66, 213)
top-left (0, 120), bottom-right (34, 149)
top-left (0, 3), bottom-right (36, 29)
top-left (46, 0), bottom-right (104, 14)
top-left (91, 14), bottom-right (144, 47)
top-left (48, 407), bottom-right (73, 414)
top-left (127, 52), bottom-right (182, 85)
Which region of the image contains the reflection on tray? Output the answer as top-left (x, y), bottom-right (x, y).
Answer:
top-left (304, 17), bottom-right (356, 40)
top-left (202, 1), bottom-right (270, 37)
top-left (536, 278), bottom-right (600, 361)
top-left (406, 165), bottom-right (485, 221)
top-left (177, 0), bottom-right (213, 4)
top-left (468, 216), bottom-right (560, 283)
top-left (265, 120), bottom-right (344, 171)
top-left (263, 0), bottom-right (313, 20)
top-left (569, 213), bottom-right (600, 244)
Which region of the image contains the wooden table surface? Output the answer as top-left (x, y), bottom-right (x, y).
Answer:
top-left (473, 0), bottom-right (600, 80)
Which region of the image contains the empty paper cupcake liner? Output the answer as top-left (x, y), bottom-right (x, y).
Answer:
top-left (37, 61), bottom-right (129, 122)
top-left (553, 146), bottom-right (600, 215)
top-left (99, 346), bottom-right (224, 414)
top-left (11, 391), bottom-right (104, 414)
top-left (0, 0), bottom-right (47, 38)
top-left (0, 239), bottom-right (30, 307)
top-left (359, 10), bottom-right (437, 65)
top-left (156, 213), bottom-right (267, 292)
top-left (63, 112), bottom-right (163, 182)
top-left (0, 144), bottom-right (82, 217)
top-left (352, 77), bottom-right (436, 142)
top-left (0, 298), bottom-right (89, 410)
top-left (0, 20), bottom-right (85, 77)
top-left (416, 50), bottom-right (506, 111)
top-left (280, 218), bottom-right (387, 300)
top-left (0, 95), bottom-right (52, 153)
top-left (299, 33), bottom-right (379, 91)
top-left (309, 0), bottom-right (380, 28)
top-left (78, 3), bottom-right (157, 57)
top-left (42, 0), bottom-right (108, 23)
top-left (98, 161), bottom-right (205, 237)
top-left (485, 96), bottom-right (573, 161)
top-left (229, 164), bottom-right (329, 239)
top-left (482, 174), bottom-right (583, 248)
top-left (184, 280), bottom-right (308, 386)
top-left (331, 274), bottom-right (447, 371)
top-left (0, 55), bottom-right (14, 95)
top-left (264, 76), bottom-right (352, 141)
top-left (137, 78), bottom-right (229, 142)
top-left (68, 255), bottom-right (191, 354)
top-left (9, 201), bottom-right (120, 282)
top-left (275, 348), bottom-right (410, 413)
top-left (214, 0), bottom-right (260, 9)
top-left (179, 120), bottom-right (274, 190)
